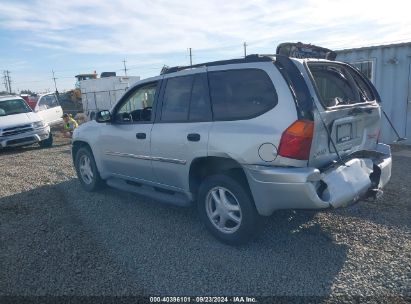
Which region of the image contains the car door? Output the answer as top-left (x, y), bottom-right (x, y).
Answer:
top-left (151, 70), bottom-right (212, 191)
top-left (35, 94), bottom-right (63, 125)
top-left (97, 81), bottom-right (159, 183)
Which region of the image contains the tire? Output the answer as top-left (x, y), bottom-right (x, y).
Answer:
top-left (74, 147), bottom-right (104, 191)
top-left (197, 174), bottom-right (261, 245)
top-left (39, 133), bottom-right (53, 148)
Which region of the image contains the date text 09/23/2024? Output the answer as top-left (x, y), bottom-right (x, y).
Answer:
top-left (149, 296), bottom-right (257, 303)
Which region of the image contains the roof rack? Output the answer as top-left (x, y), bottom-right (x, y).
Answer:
top-left (160, 54), bottom-right (276, 75)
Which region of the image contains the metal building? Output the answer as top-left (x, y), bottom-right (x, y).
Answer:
top-left (336, 42), bottom-right (411, 144)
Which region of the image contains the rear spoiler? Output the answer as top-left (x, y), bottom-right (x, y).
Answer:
top-left (276, 42), bottom-right (337, 61)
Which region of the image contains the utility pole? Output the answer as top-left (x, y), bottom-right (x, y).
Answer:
top-left (243, 42), bottom-right (247, 58)
top-left (6, 70), bottom-right (12, 94)
top-left (3, 71), bottom-right (8, 92)
top-left (3, 70), bottom-right (11, 94)
top-left (123, 59), bottom-right (128, 76)
top-left (52, 70), bottom-right (58, 93)
top-left (189, 48), bottom-right (193, 66)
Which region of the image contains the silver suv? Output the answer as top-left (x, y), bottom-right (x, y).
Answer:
top-left (72, 53), bottom-right (392, 244)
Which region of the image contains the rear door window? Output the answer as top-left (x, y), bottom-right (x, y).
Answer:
top-left (161, 75), bottom-right (193, 122)
top-left (208, 69), bottom-right (278, 120)
top-left (160, 73), bottom-right (212, 122)
top-left (188, 74), bottom-right (212, 121)
top-left (308, 63), bottom-right (375, 107)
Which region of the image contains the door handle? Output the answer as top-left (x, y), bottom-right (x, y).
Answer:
top-left (136, 133), bottom-right (146, 139)
top-left (187, 133), bottom-right (200, 142)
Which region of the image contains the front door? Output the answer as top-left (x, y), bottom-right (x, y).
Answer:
top-left (97, 81), bottom-right (159, 182)
top-left (35, 94), bottom-right (62, 125)
top-left (151, 71), bottom-right (212, 190)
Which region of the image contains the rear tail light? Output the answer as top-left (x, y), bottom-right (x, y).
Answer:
top-left (278, 120), bottom-right (314, 160)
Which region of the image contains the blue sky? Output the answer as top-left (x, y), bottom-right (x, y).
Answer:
top-left (1, 0), bottom-right (410, 92)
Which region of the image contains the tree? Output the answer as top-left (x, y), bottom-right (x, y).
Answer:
top-left (20, 89), bottom-right (35, 95)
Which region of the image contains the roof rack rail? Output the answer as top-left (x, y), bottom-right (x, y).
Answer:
top-left (160, 54), bottom-right (276, 75)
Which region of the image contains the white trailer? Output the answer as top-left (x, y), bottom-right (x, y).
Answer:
top-left (80, 76), bottom-right (140, 119)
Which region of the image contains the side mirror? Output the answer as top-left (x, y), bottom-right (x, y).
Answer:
top-left (96, 110), bottom-right (112, 123)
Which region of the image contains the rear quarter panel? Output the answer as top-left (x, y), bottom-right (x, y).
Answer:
top-left (207, 62), bottom-right (298, 166)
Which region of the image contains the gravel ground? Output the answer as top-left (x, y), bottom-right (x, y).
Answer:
top-left (0, 136), bottom-right (410, 301)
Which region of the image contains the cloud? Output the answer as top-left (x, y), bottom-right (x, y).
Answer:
top-left (1, 0), bottom-right (410, 56)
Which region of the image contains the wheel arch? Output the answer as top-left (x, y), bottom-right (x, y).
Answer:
top-left (189, 156), bottom-right (252, 200)
top-left (72, 140), bottom-right (93, 164)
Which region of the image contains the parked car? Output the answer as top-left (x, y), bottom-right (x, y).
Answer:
top-left (32, 93), bottom-right (63, 127)
top-left (71, 52), bottom-right (392, 245)
top-left (0, 95), bottom-right (52, 148)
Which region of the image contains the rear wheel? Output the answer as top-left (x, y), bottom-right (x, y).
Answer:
top-left (39, 133), bottom-right (53, 148)
top-left (197, 174), bottom-right (261, 245)
top-left (74, 147), bottom-right (104, 191)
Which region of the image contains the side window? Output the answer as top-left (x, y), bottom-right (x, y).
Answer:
top-left (189, 74), bottom-right (211, 121)
top-left (38, 95), bottom-right (58, 109)
top-left (208, 69), bottom-right (278, 121)
top-left (115, 82), bottom-right (157, 123)
top-left (161, 75), bottom-right (193, 122)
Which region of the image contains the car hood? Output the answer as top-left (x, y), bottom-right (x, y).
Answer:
top-left (0, 112), bottom-right (41, 129)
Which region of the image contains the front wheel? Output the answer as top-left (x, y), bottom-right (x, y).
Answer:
top-left (74, 147), bottom-right (104, 191)
top-left (197, 174), bottom-right (261, 245)
top-left (39, 133), bottom-right (53, 148)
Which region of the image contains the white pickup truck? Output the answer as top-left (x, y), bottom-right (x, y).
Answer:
top-left (0, 95), bottom-right (53, 148)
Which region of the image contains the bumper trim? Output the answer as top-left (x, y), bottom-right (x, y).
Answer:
top-left (0, 126), bottom-right (50, 148)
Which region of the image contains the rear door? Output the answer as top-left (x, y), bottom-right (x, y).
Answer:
top-left (406, 58), bottom-right (411, 144)
top-left (306, 61), bottom-right (381, 168)
top-left (150, 70), bottom-right (212, 190)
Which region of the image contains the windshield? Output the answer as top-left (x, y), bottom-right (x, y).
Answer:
top-left (0, 99), bottom-right (32, 116)
top-left (308, 62), bottom-right (375, 108)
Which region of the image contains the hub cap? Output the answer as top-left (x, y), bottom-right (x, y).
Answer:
top-left (205, 186), bottom-right (242, 234)
top-left (79, 154), bottom-right (94, 185)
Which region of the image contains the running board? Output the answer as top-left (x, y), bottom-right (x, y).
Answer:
top-left (106, 178), bottom-right (192, 207)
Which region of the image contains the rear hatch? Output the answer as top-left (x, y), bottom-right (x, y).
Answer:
top-left (305, 61), bottom-right (381, 168)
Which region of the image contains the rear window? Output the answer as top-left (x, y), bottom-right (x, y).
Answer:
top-left (308, 63), bottom-right (375, 108)
top-left (208, 69), bottom-right (278, 120)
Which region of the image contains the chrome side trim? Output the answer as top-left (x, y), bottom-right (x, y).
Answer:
top-left (151, 156), bottom-right (187, 165)
top-left (104, 151), bottom-right (151, 160)
top-left (104, 151), bottom-right (186, 165)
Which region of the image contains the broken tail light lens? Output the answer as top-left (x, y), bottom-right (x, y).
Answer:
top-left (278, 120), bottom-right (314, 160)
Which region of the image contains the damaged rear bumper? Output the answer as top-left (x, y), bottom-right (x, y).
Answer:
top-left (244, 143), bottom-right (392, 216)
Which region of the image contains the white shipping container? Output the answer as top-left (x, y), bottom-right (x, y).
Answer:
top-left (80, 76), bottom-right (140, 119)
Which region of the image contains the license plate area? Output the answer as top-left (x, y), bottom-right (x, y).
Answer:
top-left (336, 123), bottom-right (353, 143)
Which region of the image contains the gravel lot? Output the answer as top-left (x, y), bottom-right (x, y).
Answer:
top-left (0, 136), bottom-right (410, 301)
